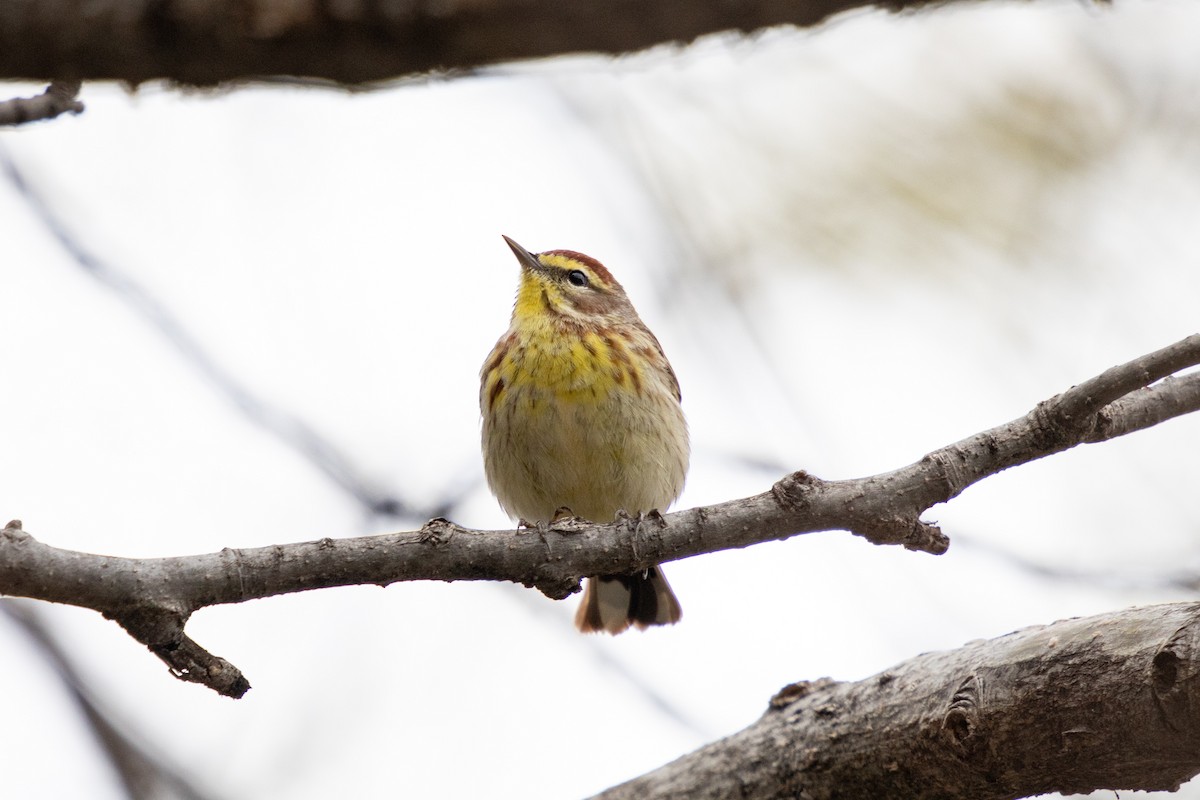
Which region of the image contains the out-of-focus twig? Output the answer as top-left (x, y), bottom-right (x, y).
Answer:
top-left (1, 600), bottom-right (221, 799)
top-left (0, 147), bottom-right (420, 520)
top-left (0, 80), bottom-right (83, 126)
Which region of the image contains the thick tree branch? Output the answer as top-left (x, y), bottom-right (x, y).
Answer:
top-left (1, 334), bottom-right (1198, 696)
top-left (0, 79), bottom-right (83, 125)
top-left (0, 0), bottom-right (926, 87)
top-left (593, 602), bottom-right (1200, 800)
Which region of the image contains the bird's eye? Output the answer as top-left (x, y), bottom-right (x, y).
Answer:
top-left (567, 269), bottom-right (589, 287)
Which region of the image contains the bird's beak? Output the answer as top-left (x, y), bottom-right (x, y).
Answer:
top-left (502, 235), bottom-right (544, 274)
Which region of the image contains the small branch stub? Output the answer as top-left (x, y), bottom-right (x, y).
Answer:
top-left (0, 80), bottom-right (83, 126)
top-left (115, 609), bottom-right (250, 699)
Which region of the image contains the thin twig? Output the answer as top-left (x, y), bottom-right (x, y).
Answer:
top-left (0, 80), bottom-right (83, 126)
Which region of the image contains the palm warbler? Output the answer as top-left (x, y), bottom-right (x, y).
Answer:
top-left (481, 236), bottom-right (689, 634)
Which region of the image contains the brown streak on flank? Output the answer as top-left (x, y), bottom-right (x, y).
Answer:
top-left (488, 376), bottom-right (506, 411)
top-left (543, 249), bottom-right (618, 287)
top-left (608, 337), bottom-right (643, 394)
top-left (603, 334), bottom-right (630, 368)
top-left (634, 345), bottom-right (659, 362)
top-left (482, 334), bottom-right (513, 377)
top-left (583, 337), bottom-right (597, 358)
top-left (601, 332), bottom-right (630, 389)
top-left (629, 365), bottom-right (643, 395)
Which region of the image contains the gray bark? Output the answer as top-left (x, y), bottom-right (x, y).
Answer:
top-left (595, 602), bottom-right (1200, 799)
top-left (1, 335), bottom-right (1198, 697)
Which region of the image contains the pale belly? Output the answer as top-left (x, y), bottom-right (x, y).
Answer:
top-left (483, 382), bottom-right (688, 524)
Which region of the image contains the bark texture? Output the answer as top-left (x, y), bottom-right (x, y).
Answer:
top-left (0, 0), bottom-right (921, 86)
top-left (595, 603), bottom-right (1200, 800)
top-left (1, 335), bottom-right (1199, 696)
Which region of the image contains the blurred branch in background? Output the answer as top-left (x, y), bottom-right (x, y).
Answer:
top-left (1, 334), bottom-right (1197, 697)
top-left (595, 602), bottom-right (1200, 800)
top-left (0, 80), bottom-right (83, 126)
top-left (0, 600), bottom-right (220, 800)
top-left (955, 532), bottom-right (1200, 594)
top-left (503, 585), bottom-right (714, 740)
top-left (0, 146), bottom-right (439, 521)
top-left (0, 0), bottom-right (932, 88)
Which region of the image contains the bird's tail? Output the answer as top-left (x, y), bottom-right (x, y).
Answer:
top-left (574, 566), bottom-right (682, 634)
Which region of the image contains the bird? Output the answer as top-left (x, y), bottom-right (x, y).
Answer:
top-left (480, 235), bottom-right (689, 634)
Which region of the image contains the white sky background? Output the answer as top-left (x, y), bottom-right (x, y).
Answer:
top-left (3, 0), bottom-right (1200, 797)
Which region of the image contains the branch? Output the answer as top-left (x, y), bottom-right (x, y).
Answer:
top-left (0, 80), bottom-right (83, 126)
top-left (592, 601), bottom-right (1200, 799)
top-left (1, 334), bottom-right (1198, 696)
top-left (0, 0), bottom-right (926, 87)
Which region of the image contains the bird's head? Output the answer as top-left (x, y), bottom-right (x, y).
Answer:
top-left (503, 235), bottom-right (633, 327)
